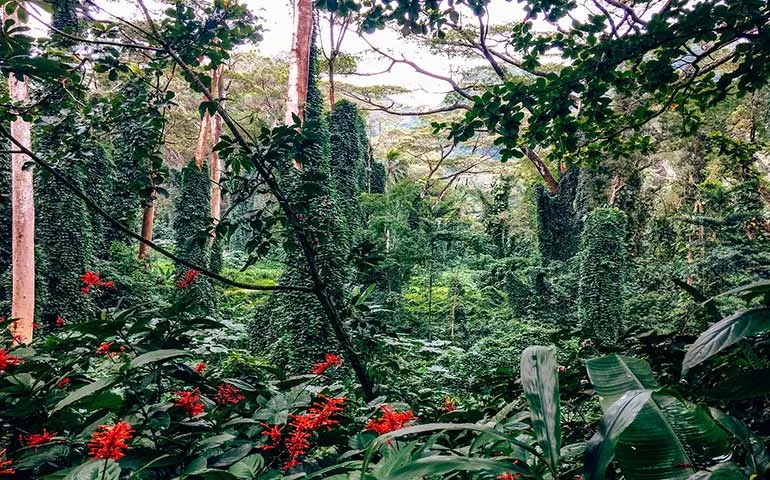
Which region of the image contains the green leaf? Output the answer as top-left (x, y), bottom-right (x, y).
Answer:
top-left (688, 463), bottom-right (748, 479)
top-left (390, 455), bottom-right (530, 479)
top-left (682, 308), bottom-right (770, 374)
top-left (709, 409), bottom-right (769, 474)
top-left (585, 390), bottom-right (652, 480)
top-left (520, 345), bottom-right (560, 474)
top-left (209, 444), bottom-right (253, 468)
top-left (189, 469), bottom-right (239, 480)
top-left (586, 355), bottom-right (731, 480)
top-left (64, 460), bottom-right (121, 480)
top-left (227, 453), bottom-right (264, 479)
top-left (130, 349), bottom-right (190, 369)
top-left (13, 445), bottom-right (70, 470)
top-left (53, 377), bottom-right (119, 412)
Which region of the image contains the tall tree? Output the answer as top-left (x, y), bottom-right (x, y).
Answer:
top-left (329, 99), bottom-right (365, 231)
top-left (251, 32), bottom-right (349, 372)
top-left (578, 208), bottom-right (627, 345)
top-left (174, 160), bottom-right (215, 313)
top-left (285, 0), bottom-right (313, 124)
top-left (35, 0), bottom-right (96, 324)
top-left (6, 6), bottom-right (34, 344)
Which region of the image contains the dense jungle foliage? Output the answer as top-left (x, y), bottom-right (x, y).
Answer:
top-left (1, 0), bottom-right (769, 479)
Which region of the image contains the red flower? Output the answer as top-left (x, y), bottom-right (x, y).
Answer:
top-left (23, 429), bottom-right (56, 448)
top-left (55, 316), bottom-right (65, 327)
top-left (214, 383), bottom-right (245, 405)
top-left (365, 405), bottom-right (416, 436)
top-left (87, 421), bottom-right (134, 460)
top-left (82, 271), bottom-right (102, 286)
top-left (0, 349), bottom-right (22, 373)
top-left (96, 342), bottom-right (125, 359)
top-left (311, 353), bottom-right (343, 375)
top-left (0, 449), bottom-right (13, 476)
top-left (259, 423), bottom-right (283, 451)
top-left (56, 377), bottom-right (71, 388)
top-left (81, 271), bottom-right (115, 294)
top-left (283, 395), bottom-right (346, 470)
top-left (176, 269), bottom-right (200, 289)
top-left (174, 388), bottom-right (205, 417)
top-left (193, 362), bottom-right (206, 374)
top-left (32, 322), bottom-right (40, 330)
top-left (497, 474), bottom-right (521, 480)
top-left (440, 396), bottom-right (456, 413)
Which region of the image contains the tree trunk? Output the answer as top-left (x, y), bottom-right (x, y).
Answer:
top-left (8, 70), bottom-right (35, 345)
top-left (285, 0), bottom-right (313, 124)
top-left (525, 148), bottom-right (559, 194)
top-left (210, 65), bottom-right (224, 232)
top-left (194, 109), bottom-right (211, 170)
top-left (138, 202), bottom-right (155, 260)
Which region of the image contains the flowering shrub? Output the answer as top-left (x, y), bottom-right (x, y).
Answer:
top-left (80, 271), bottom-right (116, 294)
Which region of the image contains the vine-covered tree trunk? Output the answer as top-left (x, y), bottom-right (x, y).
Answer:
top-left (252, 33), bottom-right (349, 372)
top-left (35, 0), bottom-right (96, 324)
top-left (174, 161), bottom-right (215, 314)
top-left (578, 208), bottom-right (627, 345)
top-left (536, 168), bottom-right (583, 262)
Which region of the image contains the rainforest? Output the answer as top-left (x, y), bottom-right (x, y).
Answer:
top-left (1, 0), bottom-right (769, 479)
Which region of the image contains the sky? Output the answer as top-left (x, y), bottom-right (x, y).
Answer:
top-left (25, 0), bottom-right (553, 108)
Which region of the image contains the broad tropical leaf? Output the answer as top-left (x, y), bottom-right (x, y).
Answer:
top-left (586, 355), bottom-right (730, 480)
top-left (52, 377), bottom-right (119, 412)
top-left (130, 349), bottom-right (190, 368)
top-left (710, 409), bottom-right (769, 475)
top-left (520, 345), bottom-right (561, 473)
top-left (389, 455), bottom-right (531, 479)
top-left (682, 308), bottom-right (770, 374)
top-left (585, 390), bottom-right (652, 480)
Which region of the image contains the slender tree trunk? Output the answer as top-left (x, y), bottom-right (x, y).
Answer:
top-left (138, 201), bottom-right (155, 259)
top-left (285, 0), bottom-right (313, 124)
top-left (194, 110), bottom-right (211, 170)
top-left (8, 69), bottom-right (34, 344)
top-left (210, 65), bottom-right (224, 231)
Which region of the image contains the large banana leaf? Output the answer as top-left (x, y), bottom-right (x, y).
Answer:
top-left (586, 355), bottom-right (730, 480)
top-left (520, 345), bottom-right (561, 474)
top-left (585, 390), bottom-right (652, 480)
top-left (682, 308), bottom-right (770, 375)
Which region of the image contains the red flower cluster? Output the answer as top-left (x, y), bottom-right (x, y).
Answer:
top-left (88, 422), bottom-right (134, 460)
top-left (23, 429), bottom-right (56, 448)
top-left (283, 395), bottom-right (347, 470)
top-left (259, 423), bottom-right (284, 451)
top-left (311, 353), bottom-right (343, 375)
top-left (193, 362), bottom-right (206, 374)
top-left (81, 271), bottom-right (115, 294)
top-left (497, 474), bottom-right (521, 480)
top-left (0, 449), bottom-right (13, 476)
top-left (214, 383), bottom-right (245, 405)
top-left (176, 269), bottom-right (200, 289)
top-left (56, 377), bottom-right (71, 388)
top-left (440, 396), bottom-right (456, 413)
top-left (0, 349), bottom-right (22, 373)
top-left (174, 388), bottom-right (205, 417)
top-left (96, 342), bottom-right (125, 359)
top-left (56, 316), bottom-right (65, 327)
top-left (365, 405), bottom-right (416, 435)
